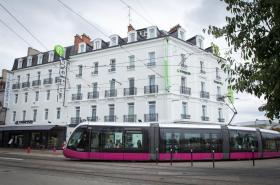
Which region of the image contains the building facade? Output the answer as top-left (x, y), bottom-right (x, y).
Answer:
top-left (1, 24), bottom-right (229, 149)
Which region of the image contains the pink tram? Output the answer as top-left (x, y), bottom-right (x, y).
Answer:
top-left (63, 122), bottom-right (280, 161)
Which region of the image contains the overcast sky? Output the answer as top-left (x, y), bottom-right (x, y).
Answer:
top-left (0, 0), bottom-right (267, 123)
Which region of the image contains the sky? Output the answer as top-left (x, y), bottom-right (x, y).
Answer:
top-left (0, 0), bottom-right (268, 123)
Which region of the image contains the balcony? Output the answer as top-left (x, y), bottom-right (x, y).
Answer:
top-left (216, 95), bottom-right (225, 102)
top-left (201, 116), bottom-right (210, 121)
top-left (218, 118), bottom-right (225, 123)
top-left (22, 82), bottom-right (30, 88)
top-left (55, 77), bottom-right (63, 83)
top-left (43, 78), bottom-right (53, 85)
top-left (72, 93), bottom-right (83, 101)
top-left (200, 91), bottom-right (210, 99)
top-left (180, 86), bottom-right (191, 95)
top-left (87, 116), bottom-right (98, 122)
top-left (124, 87), bottom-right (137, 96)
top-left (181, 114), bottom-right (191, 119)
top-left (144, 85), bottom-right (158, 94)
top-left (127, 65), bottom-right (135, 70)
top-left (123, 115), bottom-right (137, 122)
top-left (144, 113), bottom-right (158, 122)
top-left (104, 115), bottom-right (116, 122)
top-left (12, 83), bottom-right (20, 90)
top-left (105, 89), bottom-right (117, 98)
top-left (70, 117), bottom-right (82, 127)
top-left (88, 91), bottom-right (99, 99)
top-left (32, 80), bottom-right (41, 87)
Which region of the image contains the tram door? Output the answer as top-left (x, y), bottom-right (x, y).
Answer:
top-left (89, 127), bottom-right (102, 160)
top-left (149, 123), bottom-right (159, 161)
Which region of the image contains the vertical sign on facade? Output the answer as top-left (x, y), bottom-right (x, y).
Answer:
top-left (163, 38), bottom-right (170, 91)
top-left (3, 71), bottom-right (12, 108)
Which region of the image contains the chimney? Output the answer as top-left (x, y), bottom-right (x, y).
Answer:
top-left (128, 24), bottom-right (135, 32)
top-left (81, 33), bottom-right (91, 44)
top-left (168, 24), bottom-right (181, 34)
top-left (27, 47), bottom-right (40, 56)
top-left (74, 34), bottom-right (83, 53)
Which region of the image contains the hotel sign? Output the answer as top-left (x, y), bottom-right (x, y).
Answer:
top-left (15, 120), bottom-right (33, 125)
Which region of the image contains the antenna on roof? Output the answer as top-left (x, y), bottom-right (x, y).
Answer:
top-left (128, 5), bottom-right (132, 25)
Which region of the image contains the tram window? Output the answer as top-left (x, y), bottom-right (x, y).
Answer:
top-left (103, 131), bottom-right (123, 149)
top-left (90, 132), bottom-right (100, 151)
top-left (276, 136), bottom-right (280, 152)
top-left (164, 132), bottom-right (180, 153)
top-left (124, 131), bottom-right (143, 149)
top-left (230, 130), bottom-right (258, 152)
top-left (182, 133), bottom-right (202, 152)
top-left (67, 128), bottom-right (89, 152)
top-left (262, 133), bottom-right (277, 152)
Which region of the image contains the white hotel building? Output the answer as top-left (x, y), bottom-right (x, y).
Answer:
top-left (0, 24), bottom-right (229, 149)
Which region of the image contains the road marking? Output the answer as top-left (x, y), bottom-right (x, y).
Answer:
top-left (0, 157), bottom-right (23, 161)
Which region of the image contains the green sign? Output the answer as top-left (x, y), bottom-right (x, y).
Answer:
top-left (54, 45), bottom-right (65, 57)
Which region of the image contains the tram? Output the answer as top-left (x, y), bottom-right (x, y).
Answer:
top-left (63, 122), bottom-right (280, 161)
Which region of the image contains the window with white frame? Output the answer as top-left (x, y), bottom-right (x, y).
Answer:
top-left (128, 55), bottom-right (135, 69)
top-left (94, 40), bottom-right (101, 50)
top-left (128, 31), bottom-right (137, 42)
top-left (148, 52), bottom-right (156, 66)
top-left (78, 43), bottom-right (86, 53)
top-left (45, 109), bottom-right (48, 120)
top-left (22, 110), bottom-right (26, 121)
top-left (46, 90), bottom-right (50, 100)
top-left (24, 92), bottom-right (28, 103)
top-left (201, 81), bottom-right (206, 92)
top-left (17, 59), bottom-right (23, 69)
top-left (182, 102), bottom-right (188, 115)
top-left (27, 56), bottom-right (32, 67)
top-left (33, 109), bottom-right (37, 122)
top-left (57, 107), bottom-right (61, 119)
top-left (110, 36), bottom-right (117, 46)
top-left (178, 29), bottom-right (185, 40)
top-left (35, 91), bottom-right (39, 101)
top-left (93, 62), bottom-right (98, 75)
top-left (148, 101), bottom-right (156, 115)
top-left (37, 54), bottom-right (43, 65)
top-left (202, 105), bottom-right (207, 117)
top-left (14, 94), bottom-right (18, 104)
top-left (200, 61), bottom-right (205, 73)
top-left (109, 59), bottom-right (116, 72)
top-left (218, 108), bottom-right (223, 119)
top-left (148, 28), bottom-right (156, 39)
top-left (48, 51), bottom-right (54, 62)
top-left (180, 54), bottom-right (186, 68)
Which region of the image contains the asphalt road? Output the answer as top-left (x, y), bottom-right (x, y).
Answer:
top-left (0, 152), bottom-right (280, 185)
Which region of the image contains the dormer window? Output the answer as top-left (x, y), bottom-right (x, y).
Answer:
top-left (128, 31), bottom-right (137, 43)
top-left (17, 59), bottom-right (23, 69)
top-left (93, 39), bottom-right (102, 50)
top-left (110, 35), bottom-right (118, 46)
top-left (27, 56), bottom-right (32, 67)
top-left (147, 26), bottom-right (157, 39)
top-left (178, 28), bottom-right (186, 40)
top-left (196, 35), bottom-right (204, 49)
top-left (78, 42), bottom-right (86, 53)
top-left (37, 54), bottom-right (43, 65)
top-left (48, 51), bottom-right (54, 62)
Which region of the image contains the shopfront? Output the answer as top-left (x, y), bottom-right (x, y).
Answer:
top-left (0, 125), bottom-right (66, 149)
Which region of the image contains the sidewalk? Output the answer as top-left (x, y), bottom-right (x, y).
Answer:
top-left (0, 147), bottom-right (64, 158)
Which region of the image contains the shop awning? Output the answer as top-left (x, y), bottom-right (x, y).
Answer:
top-left (0, 125), bottom-right (60, 131)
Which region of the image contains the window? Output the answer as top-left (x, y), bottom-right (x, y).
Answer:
top-left (202, 105), bottom-right (207, 117)
top-left (218, 108), bottom-right (223, 119)
top-left (48, 51), bottom-right (54, 62)
top-left (181, 77), bottom-right (186, 87)
top-left (216, 67), bottom-right (220, 79)
top-left (217, 86), bottom-right (221, 95)
top-left (262, 133), bottom-right (277, 152)
top-left (24, 92), bottom-right (28, 103)
top-left (46, 90), bottom-right (50, 100)
top-left (37, 71), bottom-right (41, 80)
top-left (78, 43), bottom-right (86, 53)
top-left (180, 54), bottom-right (186, 67)
top-left (110, 79), bottom-right (115, 90)
top-left (35, 91), bottom-right (39, 101)
top-left (148, 52), bottom-right (156, 66)
top-left (17, 59), bottom-right (23, 69)
top-left (22, 110), bottom-right (26, 121)
top-left (148, 28), bottom-right (156, 38)
top-left (200, 61), bottom-right (205, 73)
top-left (57, 107), bottom-right (61, 119)
top-left (33, 109), bottom-right (37, 122)
top-left (110, 36), bottom-right (117, 46)
top-left (109, 59), bottom-right (116, 72)
top-left (91, 105), bottom-right (97, 118)
top-left (27, 74), bottom-right (30, 82)
top-left (125, 131), bottom-right (143, 149)
top-left (38, 54), bottom-right (43, 65)
top-left (109, 104), bottom-right (115, 116)
top-left (103, 130), bottom-right (123, 149)
top-left (149, 101), bottom-right (156, 115)
top-left (93, 62), bottom-right (98, 74)
top-left (182, 102), bottom-right (188, 115)
top-left (93, 82), bottom-right (98, 92)
top-left (15, 94), bottom-right (18, 104)
top-left (129, 32), bottom-right (136, 42)
top-left (17, 75), bottom-right (20, 83)
top-left (128, 55), bottom-right (135, 69)
top-left (198, 38), bottom-right (203, 48)
top-left (201, 82), bottom-right (205, 91)
top-left (67, 127), bottom-right (89, 152)
top-left (45, 109), bottom-right (48, 120)
top-left (48, 69), bottom-right (52, 78)
top-left (77, 84), bottom-right (81, 94)
top-left (75, 107), bottom-right (80, 119)
top-left (94, 40), bottom-right (101, 50)
top-left (128, 103), bottom-right (134, 115)
top-left (129, 78), bottom-right (135, 88)
top-left (27, 56), bottom-right (32, 67)
top-left (78, 65), bottom-right (83, 76)
top-left (12, 111), bottom-right (16, 122)
top-left (149, 75), bottom-right (155, 86)
top-left (179, 30), bottom-right (185, 40)
top-left (230, 130), bottom-right (258, 152)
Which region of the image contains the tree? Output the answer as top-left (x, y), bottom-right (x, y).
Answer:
top-left (208, 0), bottom-right (280, 119)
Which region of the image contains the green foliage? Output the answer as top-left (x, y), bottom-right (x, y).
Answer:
top-left (211, 42), bottom-right (221, 57)
top-left (208, 0), bottom-right (280, 119)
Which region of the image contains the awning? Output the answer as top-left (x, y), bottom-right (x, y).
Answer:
top-left (0, 125), bottom-right (59, 131)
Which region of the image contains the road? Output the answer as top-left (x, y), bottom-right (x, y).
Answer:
top-left (0, 151), bottom-right (280, 185)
